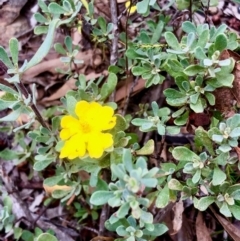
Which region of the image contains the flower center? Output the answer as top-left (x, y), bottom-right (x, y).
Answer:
top-left (80, 121), bottom-right (91, 133)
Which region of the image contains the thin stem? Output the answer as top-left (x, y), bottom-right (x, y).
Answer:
top-left (189, 0), bottom-right (192, 21)
top-left (109, 0), bottom-right (119, 102)
top-left (17, 82), bottom-right (50, 130)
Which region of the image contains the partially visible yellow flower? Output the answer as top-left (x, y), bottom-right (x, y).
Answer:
top-left (60, 101), bottom-right (116, 159)
top-left (125, 1), bottom-right (137, 15)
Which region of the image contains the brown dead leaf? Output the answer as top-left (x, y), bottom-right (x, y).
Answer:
top-left (210, 207), bottom-right (240, 241)
top-left (196, 212), bottom-right (212, 241)
top-left (43, 184), bottom-right (72, 195)
top-left (23, 50), bottom-right (93, 79)
top-left (214, 50), bottom-right (240, 117)
top-left (41, 71), bottom-right (107, 103)
top-left (171, 200), bottom-right (184, 235)
top-left (115, 78), bottom-right (145, 102)
top-left (91, 236), bottom-right (114, 241)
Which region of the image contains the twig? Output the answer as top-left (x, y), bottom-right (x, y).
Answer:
top-left (122, 76), bottom-right (139, 116)
top-left (17, 82), bottom-right (50, 130)
top-left (109, 0), bottom-right (119, 102)
top-left (98, 169), bottom-right (110, 234)
top-left (204, 0), bottom-right (211, 25)
top-left (189, 0), bottom-right (193, 21)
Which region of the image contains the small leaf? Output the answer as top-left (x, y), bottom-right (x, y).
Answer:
top-left (194, 196), bottom-right (215, 211)
top-left (135, 139), bottom-right (154, 155)
top-left (54, 43), bottom-right (66, 55)
top-left (172, 146), bottom-right (200, 162)
top-left (215, 33), bottom-right (227, 52)
top-left (168, 179), bottom-right (183, 191)
top-left (156, 184), bottom-right (169, 208)
top-left (182, 21), bottom-right (197, 33)
top-left (0, 47), bottom-right (13, 68)
top-left (90, 191), bottom-right (114, 206)
top-left (212, 166), bottom-right (226, 186)
top-left (9, 38), bottom-right (19, 66)
top-left (116, 202), bottom-right (130, 218)
top-left (165, 32), bottom-right (180, 50)
top-left (184, 65), bottom-right (205, 76)
top-left (137, 0), bottom-right (150, 14)
top-left (48, 2), bottom-right (66, 14)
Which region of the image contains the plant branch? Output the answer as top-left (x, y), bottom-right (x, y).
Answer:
top-left (17, 82), bottom-right (50, 130)
top-left (109, 0), bottom-right (119, 102)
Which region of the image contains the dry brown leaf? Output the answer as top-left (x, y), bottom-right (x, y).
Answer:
top-left (210, 207), bottom-right (240, 241)
top-left (41, 71), bottom-right (107, 103)
top-left (196, 212), bottom-right (212, 241)
top-left (115, 78), bottom-right (145, 102)
top-left (43, 184), bottom-right (72, 195)
top-left (23, 50), bottom-right (93, 79)
top-left (90, 236), bottom-right (114, 241)
top-left (214, 50), bottom-right (240, 117)
top-left (171, 200), bottom-right (184, 235)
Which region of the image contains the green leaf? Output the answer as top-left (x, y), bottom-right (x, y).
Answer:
top-left (194, 127), bottom-right (215, 155)
top-left (165, 32), bottom-right (180, 50)
top-left (54, 43), bottom-right (66, 55)
top-left (135, 139), bottom-right (154, 155)
top-left (151, 20), bottom-right (164, 44)
top-left (90, 191), bottom-right (114, 206)
top-left (9, 38), bottom-right (19, 66)
top-left (132, 66), bottom-right (148, 76)
top-left (168, 179), bottom-right (183, 191)
top-left (34, 12), bottom-right (48, 24)
top-left (0, 105), bottom-right (25, 121)
top-left (195, 46), bottom-right (207, 60)
top-left (64, 36), bottom-right (72, 53)
top-left (26, 19), bottom-right (60, 70)
top-left (48, 2), bottom-right (66, 14)
top-left (194, 196), bottom-right (215, 211)
top-left (156, 184), bottom-right (169, 208)
top-left (197, 29), bottom-right (209, 48)
top-left (184, 65), bottom-right (205, 76)
top-left (205, 92), bottom-right (215, 105)
top-left (190, 97), bottom-right (205, 113)
top-left (38, 0), bottom-right (49, 12)
top-left (182, 21), bottom-right (197, 33)
top-left (36, 233), bottom-right (58, 241)
top-left (229, 205), bottom-right (240, 220)
top-left (220, 202), bottom-right (232, 217)
top-left (137, 0), bottom-right (150, 14)
top-left (174, 110), bottom-right (189, 125)
top-left (100, 73), bottom-right (117, 100)
top-left (212, 166), bottom-right (226, 186)
top-left (143, 223), bottom-right (168, 236)
top-left (43, 175), bottom-right (63, 186)
top-left (116, 202), bottom-right (130, 218)
top-left (166, 126), bottom-right (180, 135)
top-left (214, 33), bottom-right (227, 52)
top-left (123, 148), bottom-right (133, 172)
top-left (66, 95), bottom-right (77, 117)
top-left (98, 16), bottom-right (107, 33)
top-left (0, 149), bottom-right (18, 160)
top-left (34, 26), bottom-right (49, 35)
top-left (172, 146), bottom-right (200, 162)
top-left (192, 169), bottom-right (201, 184)
top-left (0, 47), bottom-right (13, 68)
top-left (33, 158), bottom-right (54, 171)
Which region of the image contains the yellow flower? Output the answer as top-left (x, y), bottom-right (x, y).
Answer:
top-left (60, 101), bottom-right (116, 159)
top-left (125, 1), bottom-right (137, 15)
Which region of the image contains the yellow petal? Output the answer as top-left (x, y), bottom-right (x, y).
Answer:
top-left (87, 133), bottom-right (113, 158)
top-left (60, 129), bottom-right (71, 140)
top-left (75, 100), bottom-right (90, 119)
top-left (61, 115), bottom-right (79, 128)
